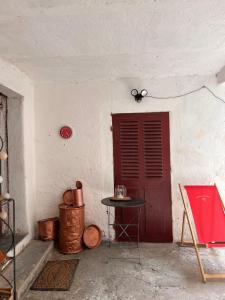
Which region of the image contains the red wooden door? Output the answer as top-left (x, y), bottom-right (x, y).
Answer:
top-left (112, 112), bottom-right (172, 242)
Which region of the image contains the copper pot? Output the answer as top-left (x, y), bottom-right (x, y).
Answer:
top-left (59, 204), bottom-right (84, 254)
top-left (60, 228), bottom-right (81, 241)
top-left (38, 217), bottom-right (59, 241)
top-left (59, 239), bottom-right (83, 254)
top-left (59, 204), bottom-right (85, 228)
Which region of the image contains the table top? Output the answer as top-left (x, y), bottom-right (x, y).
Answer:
top-left (101, 197), bottom-right (145, 208)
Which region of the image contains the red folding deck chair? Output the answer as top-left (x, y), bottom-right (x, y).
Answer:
top-left (179, 184), bottom-right (225, 282)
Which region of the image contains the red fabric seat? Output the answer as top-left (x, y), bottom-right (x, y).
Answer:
top-left (185, 185), bottom-right (225, 247)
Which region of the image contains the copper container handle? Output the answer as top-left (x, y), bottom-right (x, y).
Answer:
top-left (76, 180), bottom-right (82, 189)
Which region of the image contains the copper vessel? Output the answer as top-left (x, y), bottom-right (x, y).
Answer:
top-left (63, 189), bottom-right (75, 206)
top-left (83, 225), bottom-right (102, 249)
top-left (59, 239), bottom-right (83, 254)
top-left (74, 189), bottom-right (84, 207)
top-left (74, 180), bottom-right (84, 207)
top-left (0, 288), bottom-right (13, 300)
top-left (59, 204), bottom-right (84, 229)
top-left (0, 250), bottom-right (6, 264)
top-left (59, 204), bottom-right (84, 254)
top-left (60, 226), bottom-right (81, 241)
top-left (63, 188), bottom-right (83, 207)
top-left (38, 217), bottom-right (59, 241)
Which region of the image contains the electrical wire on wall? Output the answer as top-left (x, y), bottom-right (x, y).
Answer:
top-left (131, 85), bottom-right (225, 104)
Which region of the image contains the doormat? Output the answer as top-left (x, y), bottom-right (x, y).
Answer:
top-left (30, 259), bottom-right (79, 291)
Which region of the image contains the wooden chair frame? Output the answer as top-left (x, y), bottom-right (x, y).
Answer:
top-left (178, 183), bottom-right (225, 282)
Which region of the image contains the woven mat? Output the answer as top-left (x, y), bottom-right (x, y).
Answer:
top-left (30, 259), bottom-right (79, 291)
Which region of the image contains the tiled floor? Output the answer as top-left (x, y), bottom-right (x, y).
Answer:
top-left (23, 243), bottom-right (225, 300)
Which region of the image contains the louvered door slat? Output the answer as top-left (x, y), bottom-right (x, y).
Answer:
top-left (119, 121), bottom-right (140, 180)
top-left (144, 120), bottom-right (163, 178)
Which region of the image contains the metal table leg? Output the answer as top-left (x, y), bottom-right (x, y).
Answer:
top-left (105, 204), bottom-right (142, 265)
top-left (137, 207), bottom-right (141, 265)
top-left (107, 206), bottom-right (111, 247)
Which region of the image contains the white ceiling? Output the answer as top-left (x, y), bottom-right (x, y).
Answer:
top-left (0, 0), bottom-right (225, 82)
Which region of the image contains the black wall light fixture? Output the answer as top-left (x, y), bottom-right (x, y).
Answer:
top-left (131, 89), bottom-right (148, 102)
top-left (131, 85), bottom-right (225, 104)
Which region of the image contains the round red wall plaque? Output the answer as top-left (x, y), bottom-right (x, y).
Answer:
top-left (60, 126), bottom-right (73, 139)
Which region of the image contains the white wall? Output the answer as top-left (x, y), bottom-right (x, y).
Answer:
top-left (7, 97), bottom-right (27, 233)
top-left (0, 57), bottom-right (35, 238)
top-left (34, 75), bottom-right (225, 241)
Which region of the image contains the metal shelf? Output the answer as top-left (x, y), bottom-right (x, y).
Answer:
top-left (0, 198), bottom-right (16, 300)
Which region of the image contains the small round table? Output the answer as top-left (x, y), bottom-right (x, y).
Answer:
top-left (101, 197), bottom-right (145, 248)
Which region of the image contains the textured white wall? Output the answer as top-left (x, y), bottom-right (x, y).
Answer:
top-left (7, 97), bottom-right (28, 233)
top-left (34, 75), bottom-right (225, 241)
top-left (0, 57), bottom-right (35, 238)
